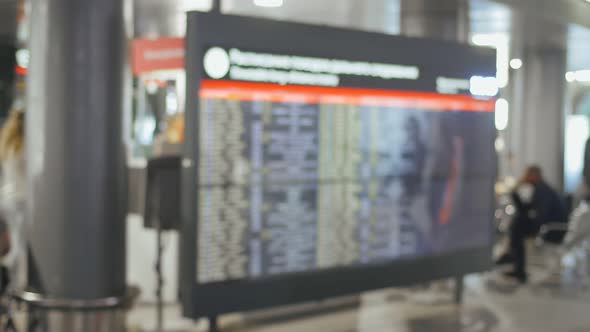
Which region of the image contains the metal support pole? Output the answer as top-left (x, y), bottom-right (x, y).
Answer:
top-left (211, 0), bottom-right (221, 14)
top-left (454, 276), bottom-right (464, 305)
top-left (156, 221), bottom-right (164, 331)
top-left (209, 315), bottom-right (219, 332)
top-left (26, 0), bottom-right (127, 330)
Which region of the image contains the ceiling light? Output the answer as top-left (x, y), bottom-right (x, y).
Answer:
top-left (566, 70), bottom-right (590, 83)
top-left (470, 33), bottom-right (510, 88)
top-left (495, 137), bottom-right (505, 152)
top-left (470, 76), bottom-right (499, 97)
top-left (15, 49), bottom-right (29, 68)
top-left (575, 70), bottom-right (590, 82)
top-left (509, 58), bottom-right (522, 70)
top-left (254, 0), bottom-right (284, 7)
top-left (495, 98), bottom-right (509, 131)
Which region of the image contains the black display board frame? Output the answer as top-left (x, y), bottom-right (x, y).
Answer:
top-left (181, 12), bottom-right (497, 319)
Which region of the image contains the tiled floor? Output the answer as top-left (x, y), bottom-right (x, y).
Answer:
top-left (127, 276), bottom-right (590, 331)
top-left (7, 241), bottom-right (585, 331)
top-left (127, 246), bottom-right (590, 332)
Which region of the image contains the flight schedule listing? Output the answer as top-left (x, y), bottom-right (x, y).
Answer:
top-left (196, 79), bottom-right (496, 284)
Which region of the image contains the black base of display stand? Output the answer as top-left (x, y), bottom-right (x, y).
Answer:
top-left (209, 315), bottom-right (219, 332)
top-left (204, 276), bottom-right (464, 331)
top-left (212, 0), bottom-right (220, 14)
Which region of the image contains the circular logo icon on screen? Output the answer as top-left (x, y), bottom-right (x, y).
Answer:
top-left (203, 47), bottom-right (230, 79)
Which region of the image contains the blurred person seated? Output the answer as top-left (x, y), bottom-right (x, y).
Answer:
top-left (583, 137), bottom-right (590, 197)
top-left (496, 165), bottom-right (567, 283)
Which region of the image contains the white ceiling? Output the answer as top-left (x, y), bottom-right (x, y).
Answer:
top-left (1, 0), bottom-right (590, 69)
top-left (223, 0), bottom-right (400, 34)
top-left (220, 0), bottom-right (590, 71)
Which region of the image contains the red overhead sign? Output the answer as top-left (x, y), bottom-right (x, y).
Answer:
top-left (131, 37), bottom-right (185, 75)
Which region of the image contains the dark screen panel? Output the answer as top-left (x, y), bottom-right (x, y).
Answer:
top-left (182, 12), bottom-right (497, 318)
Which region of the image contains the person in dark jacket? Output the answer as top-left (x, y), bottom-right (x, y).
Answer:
top-left (583, 138), bottom-right (590, 194)
top-left (498, 166), bottom-right (567, 283)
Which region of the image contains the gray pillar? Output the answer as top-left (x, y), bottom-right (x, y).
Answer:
top-left (400, 0), bottom-right (469, 42)
top-left (506, 15), bottom-right (567, 190)
top-left (26, 0), bottom-right (126, 309)
top-left (511, 47), bottom-right (566, 189)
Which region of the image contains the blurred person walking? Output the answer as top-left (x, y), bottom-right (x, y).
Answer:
top-left (0, 108), bottom-right (26, 292)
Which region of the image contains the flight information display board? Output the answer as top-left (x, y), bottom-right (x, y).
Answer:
top-left (182, 12), bottom-right (497, 318)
